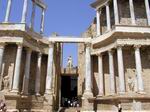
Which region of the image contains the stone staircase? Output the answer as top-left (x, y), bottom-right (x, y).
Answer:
top-left (58, 107), bottom-right (80, 112)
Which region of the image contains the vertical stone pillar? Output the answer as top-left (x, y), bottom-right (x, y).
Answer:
top-left (105, 2), bottom-right (111, 31)
top-left (117, 45), bottom-right (125, 94)
top-left (0, 43), bottom-right (5, 90)
top-left (21, 0), bottom-right (28, 23)
top-left (129, 0), bottom-right (136, 25)
top-left (97, 53), bottom-right (104, 96)
top-left (11, 43), bottom-right (23, 93)
top-left (96, 9), bottom-right (101, 36)
top-left (113, 0), bottom-right (119, 25)
top-left (40, 9), bottom-right (45, 34)
top-left (5, 0), bottom-right (12, 22)
top-left (83, 43), bottom-right (93, 97)
top-left (145, 0), bottom-right (150, 25)
top-left (30, 1), bottom-right (36, 29)
top-left (35, 52), bottom-right (42, 96)
top-left (21, 48), bottom-right (32, 95)
top-left (108, 50), bottom-right (115, 95)
top-left (45, 42), bottom-right (54, 95)
top-left (134, 45), bottom-right (144, 93)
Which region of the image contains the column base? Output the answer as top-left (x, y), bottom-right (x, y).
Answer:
top-left (35, 93), bottom-right (41, 96)
top-left (11, 89), bottom-right (19, 94)
top-left (119, 91), bottom-right (126, 95)
top-left (45, 89), bottom-right (53, 95)
top-left (83, 90), bottom-right (93, 98)
top-left (137, 91), bottom-right (146, 95)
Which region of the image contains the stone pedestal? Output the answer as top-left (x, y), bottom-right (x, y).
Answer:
top-left (44, 94), bottom-right (54, 112)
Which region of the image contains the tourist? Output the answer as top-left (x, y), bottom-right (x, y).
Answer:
top-left (0, 100), bottom-right (7, 112)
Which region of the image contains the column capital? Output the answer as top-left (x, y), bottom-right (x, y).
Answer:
top-left (0, 43), bottom-right (6, 48)
top-left (96, 53), bottom-right (103, 57)
top-left (16, 43), bottom-right (23, 48)
top-left (108, 49), bottom-right (114, 54)
top-left (116, 44), bottom-right (124, 49)
top-left (85, 42), bottom-right (91, 48)
top-left (105, 1), bottom-right (110, 6)
top-left (134, 45), bottom-right (141, 49)
top-left (38, 52), bottom-right (42, 57)
top-left (49, 42), bottom-right (55, 48)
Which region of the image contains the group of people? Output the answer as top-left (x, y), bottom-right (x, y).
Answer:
top-left (62, 97), bottom-right (79, 108)
top-left (0, 100), bottom-right (6, 112)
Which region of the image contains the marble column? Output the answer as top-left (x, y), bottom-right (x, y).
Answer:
top-left (40, 9), bottom-right (45, 34)
top-left (21, 48), bottom-right (32, 95)
top-left (83, 43), bottom-right (93, 97)
top-left (21, 0), bottom-right (29, 23)
top-left (117, 45), bottom-right (125, 93)
top-left (0, 43), bottom-right (5, 90)
top-left (30, 2), bottom-right (36, 29)
top-left (5, 0), bottom-right (12, 22)
top-left (134, 45), bottom-right (144, 93)
top-left (11, 43), bottom-right (23, 93)
top-left (106, 2), bottom-right (111, 31)
top-left (45, 42), bottom-right (54, 95)
top-left (97, 54), bottom-right (104, 96)
top-left (108, 50), bottom-right (115, 95)
top-left (35, 52), bottom-right (42, 96)
top-left (113, 0), bottom-right (119, 25)
top-left (129, 0), bottom-right (136, 25)
top-left (96, 9), bottom-right (101, 36)
top-left (145, 0), bottom-right (150, 25)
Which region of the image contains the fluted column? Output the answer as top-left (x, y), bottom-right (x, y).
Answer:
top-left (30, 2), bottom-right (36, 29)
top-left (134, 45), bottom-right (144, 93)
top-left (11, 43), bottom-right (23, 93)
top-left (96, 9), bottom-right (101, 36)
top-left (113, 0), bottom-right (119, 25)
top-left (83, 43), bottom-right (93, 97)
top-left (35, 52), bottom-right (42, 96)
top-left (97, 53), bottom-right (104, 96)
top-left (145, 0), bottom-right (150, 25)
top-left (129, 0), bottom-right (136, 25)
top-left (21, 0), bottom-right (29, 23)
top-left (45, 42), bottom-right (54, 95)
top-left (108, 50), bottom-right (115, 95)
top-left (40, 9), bottom-right (45, 34)
top-left (0, 43), bottom-right (5, 90)
top-left (21, 48), bottom-right (32, 95)
top-left (5, 0), bottom-right (12, 22)
top-left (117, 45), bottom-right (125, 94)
top-left (106, 2), bottom-right (111, 31)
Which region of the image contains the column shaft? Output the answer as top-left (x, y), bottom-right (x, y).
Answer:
top-left (108, 50), bottom-right (115, 95)
top-left (113, 0), bottom-right (119, 25)
top-left (5, 0), bottom-right (12, 22)
top-left (98, 54), bottom-right (104, 96)
top-left (129, 0), bottom-right (136, 25)
top-left (12, 44), bottom-right (23, 93)
top-left (145, 0), bottom-right (150, 25)
top-left (96, 9), bottom-right (101, 36)
top-left (21, 0), bottom-right (28, 23)
top-left (117, 46), bottom-right (125, 93)
top-left (30, 2), bottom-right (36, 29)
top-left (22, 49), bottom-right (31, 94)
top-left (45, 43), bottom-right (54, 94)
top-left (106, 3), bottom-right (111, 31)
top-left (40, 9), bottom-right (45, 34)
top-left (134, 46), bottom-right (144, 92)
top-left (0, 44), bottom-right (5, 90)
top-left (83, 43), bottom-right (93, 97)
top-left (35, 53), bottom-right (42, 95)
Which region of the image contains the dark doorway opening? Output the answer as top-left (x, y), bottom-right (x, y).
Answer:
top-left (61, 75), bottom-right (78, 107)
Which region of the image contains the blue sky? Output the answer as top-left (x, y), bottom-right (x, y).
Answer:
top-left (0, 0), bottom-right (95, 67)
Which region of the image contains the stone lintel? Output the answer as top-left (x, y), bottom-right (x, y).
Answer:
top-left (48, 37), bottom-right (92, 43)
